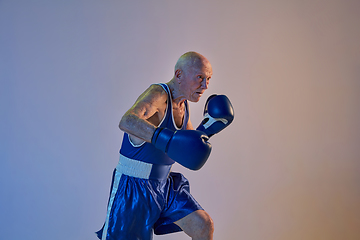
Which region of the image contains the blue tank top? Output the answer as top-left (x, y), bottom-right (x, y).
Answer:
top-left (119, 83), bottom-right (189, 165)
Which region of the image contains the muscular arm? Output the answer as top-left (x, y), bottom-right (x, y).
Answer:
top-left (119, 85), bottom-right (167, 143)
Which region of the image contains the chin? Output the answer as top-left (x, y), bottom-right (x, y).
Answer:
top-left (188, 93), bottom-right (202, 102)
top-left (191, 97), bottom-right (201, 103)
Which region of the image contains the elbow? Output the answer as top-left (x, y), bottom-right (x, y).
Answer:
top-left (118, 122), bottom-right (124, 131)
top-left (118, 114), bottom-right (128, 131)
top-left (119, 112), bottom-right (138, 132)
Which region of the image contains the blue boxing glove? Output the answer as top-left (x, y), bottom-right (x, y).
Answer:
top-left (151, 128), bottom-right (212, 170)
top-left (196, 94), bottom-right (234, 138)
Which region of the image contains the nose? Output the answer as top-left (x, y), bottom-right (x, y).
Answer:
top-left (201, 79), bottom-right (209, 89)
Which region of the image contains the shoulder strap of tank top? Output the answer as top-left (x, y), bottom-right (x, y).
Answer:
top-left (155, 83), bottom-right (172, 122)
top-left (156, 83), bottom-right (172, 109)
top-left (158, 83), bottom-right (170, 95)
top-left (154, 83), bottom-right (189, 130)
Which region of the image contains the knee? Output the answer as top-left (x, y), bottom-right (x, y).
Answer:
top-left (175, 210), bottom-right (214, 239)
top-left (198, 211), bottom-right (214, 237)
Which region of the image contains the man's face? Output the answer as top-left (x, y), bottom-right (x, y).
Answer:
top-left (180, 61), bottom-right (213, 102)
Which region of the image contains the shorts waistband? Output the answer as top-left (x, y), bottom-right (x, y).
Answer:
top-left (116, 154), bottom-right (172, 180)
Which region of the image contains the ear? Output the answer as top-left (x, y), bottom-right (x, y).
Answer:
top-left (175, 69), bottom-right (182, 81)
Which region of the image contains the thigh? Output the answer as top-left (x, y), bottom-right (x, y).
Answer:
top-left (153, 172), bottom-right (204, 235)
top-left (100, 173), bottom-right (162, 240)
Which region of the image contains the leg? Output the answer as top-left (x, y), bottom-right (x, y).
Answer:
top-left (174, 210), bottom-right (214, 240)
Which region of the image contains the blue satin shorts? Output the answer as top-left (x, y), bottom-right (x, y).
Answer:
top-left (96, 155), bottom-right (203, 240)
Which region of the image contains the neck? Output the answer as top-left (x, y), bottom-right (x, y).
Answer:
top-left (166, 78), bottom-right (186, 106)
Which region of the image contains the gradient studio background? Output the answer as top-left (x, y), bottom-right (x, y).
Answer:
top-left (1, 0), bottom-right (360, 239)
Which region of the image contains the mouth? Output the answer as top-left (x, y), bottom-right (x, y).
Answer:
top-left (196, 91), bottom-right (204, 96)
top-left (190, 92), bottom-right (204, 102)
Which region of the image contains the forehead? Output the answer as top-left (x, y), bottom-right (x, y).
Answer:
top-left (190, 61), bottom-right (213, 76)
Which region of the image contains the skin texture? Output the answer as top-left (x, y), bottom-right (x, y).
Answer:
top-left (118, 52), bottom-right (214, 239)
top-left (175, 210), bottom-right (214, 240)
top-left (119, 51), bottom-right (212, 144)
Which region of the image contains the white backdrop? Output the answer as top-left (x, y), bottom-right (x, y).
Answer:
top-left (1, 1), bottom-right (360, 239)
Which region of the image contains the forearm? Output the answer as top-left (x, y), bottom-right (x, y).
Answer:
top-left (119, 113), bottom-right (156, 143)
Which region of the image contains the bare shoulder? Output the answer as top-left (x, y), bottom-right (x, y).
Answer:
top-left (135, 84), bottom-right (167, 104)
top-left (125, 84), bottom-right (168, 121)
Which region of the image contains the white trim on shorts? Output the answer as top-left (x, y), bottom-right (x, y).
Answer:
top-left (101, 154), bottom-right (165, 239)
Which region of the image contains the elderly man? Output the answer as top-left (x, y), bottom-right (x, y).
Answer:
top-left (97, 52), bottom-right (233, 240)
